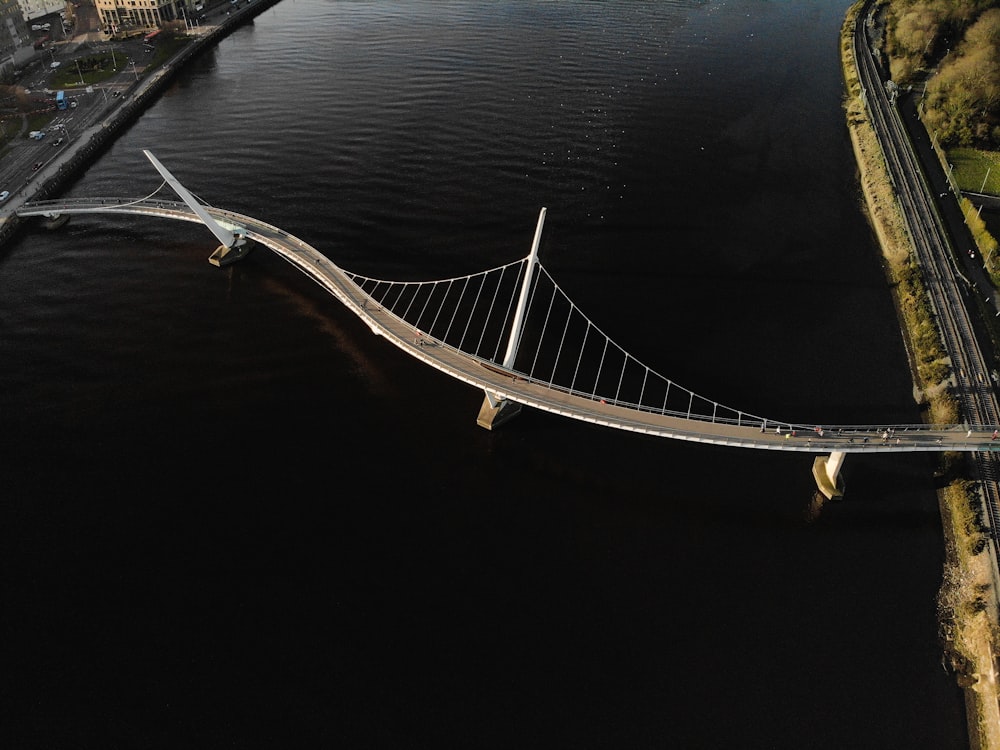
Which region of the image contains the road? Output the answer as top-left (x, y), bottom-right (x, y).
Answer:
top-left (0, 0), bottom-right (240, 213)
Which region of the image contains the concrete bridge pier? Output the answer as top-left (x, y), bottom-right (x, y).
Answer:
top-left (476, 390), bottom-right (522, 430)
top-left (812, 451), bottom-right (846, 500)
top-left (42, 213), bottom-right (70, 230)
top-left (208, 236), bottom-right (254, 267)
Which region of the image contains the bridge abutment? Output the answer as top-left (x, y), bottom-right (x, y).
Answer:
top-left (812, 451), bottom-right (846, 500)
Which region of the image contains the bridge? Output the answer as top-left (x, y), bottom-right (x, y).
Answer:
top-left (16, 152), bottom-right (1000, 498)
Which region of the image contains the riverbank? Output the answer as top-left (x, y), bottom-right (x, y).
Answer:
top-left (841, 2), bottom-right (1000, 747)
top-left (0, 0), bottom-right (284, 248)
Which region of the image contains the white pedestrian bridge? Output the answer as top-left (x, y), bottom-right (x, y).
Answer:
top-left (16, 153), bottom-right (1000, 497)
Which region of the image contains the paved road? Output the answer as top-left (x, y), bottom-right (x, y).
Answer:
top-left (0, 0), bottom-right (241, 217)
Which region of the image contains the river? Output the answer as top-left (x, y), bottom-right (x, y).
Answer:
top-left (0, 1), bottom-right (969, 746)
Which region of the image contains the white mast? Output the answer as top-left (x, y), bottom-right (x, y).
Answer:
top-left (502, 207), bottom-right (546, 369)
top-left (143, 149), bottom-right (250, 266)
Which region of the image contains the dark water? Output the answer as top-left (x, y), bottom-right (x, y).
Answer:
top-left (1, 1), bottom-right (968, 747)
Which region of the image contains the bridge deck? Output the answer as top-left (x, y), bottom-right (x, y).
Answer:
top-left (18, 197), bottom-right (995, 454)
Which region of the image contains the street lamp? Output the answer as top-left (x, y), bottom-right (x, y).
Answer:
top-left (981, 166), bottom-right (991, 194)
top-left (75, 60), bottom-right (84, 85)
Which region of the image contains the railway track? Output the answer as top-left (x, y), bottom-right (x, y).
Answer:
top-left (853, 1), bottom-right (1000, 557)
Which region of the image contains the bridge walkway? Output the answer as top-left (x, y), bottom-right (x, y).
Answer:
top-left (17, 197), bottom-right (997, 454)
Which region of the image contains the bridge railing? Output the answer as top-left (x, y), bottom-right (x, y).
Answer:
top-left (18, 197), bottom-right (990, 438)
top-left (22, 197), bottom-right (189, 212)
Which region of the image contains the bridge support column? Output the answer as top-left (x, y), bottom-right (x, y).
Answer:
top-left (812, 451), bottom-right (846, 500)
top-left (476, 390), bottom-right (522, 430)
top-left (42, 213), bottom-right (70, 230)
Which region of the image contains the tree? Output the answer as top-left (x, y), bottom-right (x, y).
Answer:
top-left (889, 0), bottom-right (1000, 147)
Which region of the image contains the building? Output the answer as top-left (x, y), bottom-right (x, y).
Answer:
top-left (95, 0), bottom-right (187, 35)
top-left (19, 0), bottom-right (63, 22)
top-left (0, 0), bottom-right (32, 73)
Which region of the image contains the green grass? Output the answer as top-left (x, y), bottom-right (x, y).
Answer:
top-left (50, 51), bottom-right (129, 89)
top-left (46, 34), bottom-right (193, 91)
top-left (948, 147), bottom-right (1000, 195)
top-left (947, 148), bottom-right (1000, 285)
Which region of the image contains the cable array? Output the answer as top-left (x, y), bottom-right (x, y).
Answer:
top-left (344, 258), bottom-right (766, 428)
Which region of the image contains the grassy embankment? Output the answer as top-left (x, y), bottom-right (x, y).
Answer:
top-left (841, 3), bottom-right (1000, 747)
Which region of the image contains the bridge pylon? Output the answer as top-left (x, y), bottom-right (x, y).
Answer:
top-left (142, 150), bottom-right (254, 267)
top-left (477, 207), bottom-right (546, 430)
